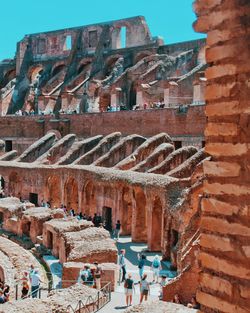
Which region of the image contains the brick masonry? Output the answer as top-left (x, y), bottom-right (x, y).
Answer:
top-left (193, 0), bottom-right (250, 312)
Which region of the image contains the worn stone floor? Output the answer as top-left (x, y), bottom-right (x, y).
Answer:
top-left (98, 236), bottom-right (175, 313)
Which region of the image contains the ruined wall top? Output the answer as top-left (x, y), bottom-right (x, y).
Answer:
top-left (18, 16), bottom-right (155, 61)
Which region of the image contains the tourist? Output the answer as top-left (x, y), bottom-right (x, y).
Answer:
top-left (78, 265), bottom-right (91, 285)
top-left (187, 296), bottom-right (200, 309)
top-left (70, 208), bottom-right (75, 216)
top-left (93, 262), bottom-right (103, 289)
top-left (3, 285), bottom-right (10, 302)
top-left (138, 253), bottom-right (146, 279)
top-left (140, 274), bottom-right (150, 304)
top-left (30, 269), bottom-right (42, 298)
top-left (159, 275), bottom-right (168, 300)
top-left (93, 213), bottom-right (99, 227)
top-left (124, 273), bottom-right (135, 307)
top-left (151, 255), bottom-right (161, 283)
top-left (114, 220), bottom-right (121, 240)
top-left (82, 213), bottom-right (87, 220)
top-left (0, 289), bottom-right (6, 304)
top-left (21, 271), bottom-right (30, 299)
top-left (172, 293), bottom-right (182, 304)
top-left (29, 264), bottom-right (35, 282)
top-left (118, 249), bottom-right (126, 282)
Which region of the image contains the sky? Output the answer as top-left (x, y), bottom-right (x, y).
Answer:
top-left (0, 0), bottom-right (205, 61)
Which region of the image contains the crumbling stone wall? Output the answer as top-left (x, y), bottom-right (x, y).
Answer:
top-left (194, 1), bottom-right (250, 312)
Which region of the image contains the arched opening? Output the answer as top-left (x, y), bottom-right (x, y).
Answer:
top-left (29, 66), bottom-right (44, 83)
top-left (51, 64), bottom-right (65, 77)
top-left (82, 181), bottom-right (96, 216)
top-left (102, 206), bottom-right (112, 232)
top-left (170, 229), bottom-right (179, 269)
top-left (151, 196), bottom-right (163, 251)
top-left (47, 176), bottom-right (62, 208)
top-left (0, 211), bottom-right (4, 224)
top-left (47, 231), bottom-right (53, 249)
top-left (0, 176), bottom-right (5, 192)
top-left (121, 187), bottom-right (132, 235)
top-left (22, 221), bottom-right (31, 236)
top-left (104, 55), bottom-right (121, 77)
top-left (8, 172), bottom-right (22, 197)
top-left (64, 177), bottom-right (79, 212)
top-left (0, 69), bottom-right (16, 89)
top-left (133, 187), bottom-right (147, 242)
top-left (129, 82), bottom-right (136, 109)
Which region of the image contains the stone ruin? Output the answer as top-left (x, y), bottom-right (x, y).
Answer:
top-left (0, 1), bottom-right (249, 312)
top-left (0, 129), bottom-right (208, 304)
top-left (0, 16), bottom-right (206, 116)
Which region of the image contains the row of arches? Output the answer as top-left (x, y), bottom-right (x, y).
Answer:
top-left (3, 172), bottom-right (164, 252)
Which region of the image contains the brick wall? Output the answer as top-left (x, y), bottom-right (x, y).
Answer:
top-left (0, 106), bottom-right (205, 153)
top-left (194, 1), bottom-right (250, 312)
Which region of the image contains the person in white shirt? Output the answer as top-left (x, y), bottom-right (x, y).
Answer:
top-left (30, 269), bottom-right (42, 298)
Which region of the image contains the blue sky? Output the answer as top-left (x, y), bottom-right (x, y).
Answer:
top-left (0, 0), bottom-right (205, 61)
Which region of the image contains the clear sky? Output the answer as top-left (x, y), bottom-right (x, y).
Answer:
top-left (0, 0), bottom-right (205, 61)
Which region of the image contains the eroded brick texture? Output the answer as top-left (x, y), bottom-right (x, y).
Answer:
top-left (194, 1), bottom-right (250, 312)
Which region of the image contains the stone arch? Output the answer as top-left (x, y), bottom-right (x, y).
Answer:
top-left (104, 54), bottom-right (122, 76)
top-left (46, 129), bottom-right (62, 140)
top-left (132, 187), bottom-right (147, 242)
top-left (120, 187), bottom-right (132, 235)
top-left (28, 65), bottom-right (44, 83)
top-left (77, 58), bottom-right (92, 74)
top-left (47, 176), bottom-right (62, 208)
top-left (150, 196), bottom-right (163, 251)
top-left (8, 172), bottom-right (22, 197)
top-left (0, 68), bottom-right (16, 89)
top-left (51, 63), bottom-right (66, 77)
top-left (64, 177), bottom-right (79, 212)
top-left (82, 180), bottom-right (96, 216)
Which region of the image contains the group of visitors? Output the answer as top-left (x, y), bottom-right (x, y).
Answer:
top-left (0, 282), bottom-right (9, 304)
top-left (20, 264), bottom-right (43, 299)
top-left (118, 249), bottom-right (164, 307)
top-left (15, 109), bottom-right (35, 116)
top-left (0, 264), bottom-right (43, 304)
top-left (78, 262), bottom-right (103, 289)
top-left (118, 249), bottom-right (200, 309)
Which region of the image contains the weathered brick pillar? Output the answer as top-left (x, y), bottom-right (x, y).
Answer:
top-left (193, 1), bottom-right (250, 312)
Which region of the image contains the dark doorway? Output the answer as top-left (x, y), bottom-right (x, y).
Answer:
top-left (202, 140), bottom-right (205, 148)
top-left (22, 221), bottom-right (31, 236)
top-left (47, 231), bottom-right (53, 249)
top-left (102, 207), bottom-right (112, 232)
top-left (0, 212), bottom-right (3, 224)
top-left (0, 177), bottom-right (5, 191)
top-left (5, 140), bottom-right (12, 152)
top-left (29, 193), bottom-right (38, 206)
top-left (172, 230), bottom-right (179, 248)
top-left (174, 141), bottom-right (182, 150)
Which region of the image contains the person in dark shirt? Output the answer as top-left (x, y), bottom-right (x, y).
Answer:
top-left (124, 273), bottom-right (134, 307)
top-left (115, 220), bottom-right (121, 240)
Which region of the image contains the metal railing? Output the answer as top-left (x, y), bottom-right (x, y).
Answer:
top-left (66, 282), bottom-right (111, 313)
top-left (13, 280), bottom-right (111, 313)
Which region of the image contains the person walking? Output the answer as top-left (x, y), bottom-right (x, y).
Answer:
top-left (138, 253), bottom-right (146, 279)
top-left (124, 273), bottom-right (135, 307)
top-left (21, 271), bottom-right (30, 299)
top-left (151, 255), bottom-right (161, 283)
top-left (140, 274), bottom-right (150, 304)
top-left (114, 220), bottom-right (121, 240)
top-left (93, 262), bottom-right (103, 290)
top-left (118, 249), bottom-right (126, 282)
top-left (30, 269), bottom-right (42, 298)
